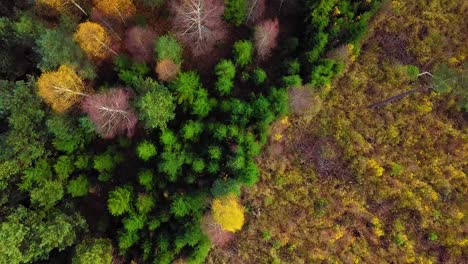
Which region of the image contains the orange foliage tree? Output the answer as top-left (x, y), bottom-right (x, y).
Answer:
top-left (93, 0), bottom-right (136, 23)
top-left (211, 195), bottom-right (245, 232)
top-left (74, 21), bottom-right (117, 59)
top-left (155, 59), bottom-right (180, 82)
top-left (37, 65), bottom-right (87, 112)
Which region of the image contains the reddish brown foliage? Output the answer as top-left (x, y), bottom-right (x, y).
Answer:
top-left (202, 214), bottom-right (235, 248)
top-left (254, 18), bottom-right (280, 60)
top-left (156, 59), bottom-right (180, 82)
top-left (82, 88), bottom-right (137, 139)
top-left (124, 26), bottom-right (157, 63)
top-left (170, 0), bottom-right (227, 56)
top-left (246, 0), bottom-right (266, 24)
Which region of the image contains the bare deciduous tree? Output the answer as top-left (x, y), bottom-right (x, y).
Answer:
top-left (254, 18), bottom-right (280, 60)
top-left (170, 0), bottom-right (227, 56)
top-left (246, 0), bottom-right (266, 24)
top-left (82, 88), bottom-right (137, 139)
top-left (124, 26), bottom-right (157, 63)
top-left (201, 214), bottom-right (235, 248)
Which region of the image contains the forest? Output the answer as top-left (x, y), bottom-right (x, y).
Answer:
top-left (0, 0), bottom-right (466, 264)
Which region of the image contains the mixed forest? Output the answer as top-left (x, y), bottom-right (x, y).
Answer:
top-left (0, 0), bottom-right (466, 264)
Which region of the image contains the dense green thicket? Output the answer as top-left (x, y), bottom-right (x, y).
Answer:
top-left (302, 0), bottom-right (382, 85)
top-left (0, 1), bottom-right (290, 262)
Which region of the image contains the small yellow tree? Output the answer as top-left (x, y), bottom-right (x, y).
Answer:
top-left (37, 65), bottom-right (87, 112)
top-left (74, 21), bottom-right (116, 59)
top-left (211, 195), bottom-right (245, 232)
top-left (94, 0), bottom-right (136, 23)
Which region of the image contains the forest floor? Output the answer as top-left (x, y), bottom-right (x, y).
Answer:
top-left (207, 1), bottom-right (467, 263)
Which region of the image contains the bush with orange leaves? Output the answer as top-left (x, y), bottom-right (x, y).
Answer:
top-left (211, 195), bottom-right (245, 232)
top-left (37, 65), bottom-right (87, 112)
top-left (156, 59), bottom-right (180, 82)
top-left (74, 21), bottom-right (116, 59)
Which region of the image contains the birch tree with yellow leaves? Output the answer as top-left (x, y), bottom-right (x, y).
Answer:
top-left (37, 65), bottom-right (87, 112)
top-left (93, 0), bottom-right (136, 24)
top-left (211, 195), bottom-right (245, 232)
top-left (74, 21), bottom-right (117, 59)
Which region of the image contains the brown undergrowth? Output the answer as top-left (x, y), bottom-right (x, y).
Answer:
top-left (207, 1), bottom-right (467, 263)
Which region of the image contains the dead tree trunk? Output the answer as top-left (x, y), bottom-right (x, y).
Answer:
top-left (368, 87), bottom-right (430, 109)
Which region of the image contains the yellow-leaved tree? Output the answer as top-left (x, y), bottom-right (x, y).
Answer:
top-left (211, 195), bottom-right (245, 232)
top-left (37, 65), bottom-right (87, 112)
top-left (93, 0), bottom-right (136, 23)
top-left (36, 0), bottom-right (88, 16)
top-left (74, 21), bottom-right (116, 59)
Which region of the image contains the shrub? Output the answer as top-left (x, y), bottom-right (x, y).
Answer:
top-left (72, 238), bottom-right (113, 264)
top-left (211, 178), bottom-right (241, 197)
top-left (113, 55), bottom-right (150, 87)
top-left (192, 88), bottom-right (216, 118)
top-left (118, 230), bottom-right (139, 251)
top-left (135, 78), bottom-right (175, 130)
top-left (54, 155), bottom-right (74, 180)
top-left (93, 153), bottom-right (115, 173)
top-left (123, 213), bottom-right (146, 232)
top-left (181, 120), bottom-right (204, 141)
top-left (155, 35), bottom-right (183, 64)
top-left (108, 186), bottom-right (133, 216)
top-left (136, 194), bottom-right (155, 214)
top-left (30, 180), bottom-right (64, 209)
top-left (138, 169), bottom-right (154, 190)
top-left (252, 68), bottom-right (267, 85)
top-left (171, 192), bottom-right (207, 218)
top-left (233, 40), bottom-right (253, 67)
top-left (67, 175), bottom-right (89, 197)
top-left (224, 0), bottom-right (247, 26)
top-left (208, 146), bottom-right (223, 160)
top-left (171, 71), bottom-right (201, 105)
top-left (137, 141), bottom-right (157, 161)
top-left (215, 59), bottom-right (236, 95)
top-left (283, 75), bottom-right (302, 87)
